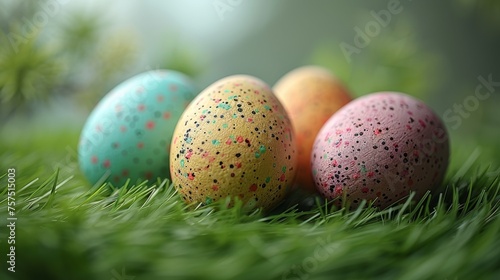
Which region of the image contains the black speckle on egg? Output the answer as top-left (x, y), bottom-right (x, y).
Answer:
top-left (169, 75), bottom-right (297, 211)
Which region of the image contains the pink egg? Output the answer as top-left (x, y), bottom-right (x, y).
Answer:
top-left (311, 92), bottom-right (449, 209)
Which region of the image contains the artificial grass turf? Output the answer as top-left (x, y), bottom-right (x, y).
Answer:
top-left (0, 130), bottom-right (499, 280)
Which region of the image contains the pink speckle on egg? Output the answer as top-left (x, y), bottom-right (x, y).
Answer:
top-left (311, 92), bottom-right (449, 209)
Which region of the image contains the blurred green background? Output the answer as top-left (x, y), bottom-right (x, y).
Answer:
top-left (1, 0), bottom-right (499, 168)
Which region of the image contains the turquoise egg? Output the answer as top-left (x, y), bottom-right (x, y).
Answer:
top-left (78, 70), bottom-right (197, 186)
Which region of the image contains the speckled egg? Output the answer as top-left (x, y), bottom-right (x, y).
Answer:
top-left (79, 70), bottom-right (197, 186)
top-left (274, 66), bottom-right (352, 192)
top-left (312, 92), bottom-right (449, 209)
top-left (170, 75), bottom-right (297, 211)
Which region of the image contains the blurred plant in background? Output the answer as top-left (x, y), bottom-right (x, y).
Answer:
top-left (454, 0), bottom-right (500, 29)
top-left (65, 12), bottom-right (139, 110)
top-left (0, 1), bottom-right (138, 126)
top-left (160, 45), bottom-right (203, 79)
top-left (0, 29), bottom-right (64, 122)
top-left (310, 20), bottom-right (441, 101)
top-left (451, 0), bottom-right (500, 164)
top-left (0, 1), bottom-right (207, 127)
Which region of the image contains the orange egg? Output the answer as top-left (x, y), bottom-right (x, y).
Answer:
top-left (274, 66), bottom-right (352, 192)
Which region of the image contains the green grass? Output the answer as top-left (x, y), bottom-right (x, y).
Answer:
top-left (0, 130), bottom-right (499, 280)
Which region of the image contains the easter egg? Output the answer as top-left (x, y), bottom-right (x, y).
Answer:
top-left (274, 66), bottom-right (352, 192)
top-left (170, 75), bottom-right (297, 211)
top-left (312, 92), bottom-right (449, 209)
top-left (78, 70), bottom-right (197, 186)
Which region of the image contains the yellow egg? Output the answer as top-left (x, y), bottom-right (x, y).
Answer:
top-left (170, 75), bottom-right (297, 211)
top-left (274, 66), bottom-right (352, 192)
